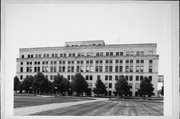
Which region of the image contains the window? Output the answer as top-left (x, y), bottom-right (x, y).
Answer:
top-left (119, 66), bottom-right (123, 72)
top-left (135, 83), bottom-right (139, 89)
top-left (149, 66), bottom-right (152, 73)
top-left (149, 60), bottom-right (153, 64)
top-left (120, 52), bottom-right (123, 56)
top-left (136, 60), bottom-right (139, 63)
top-left (116, 52), bottom-right (119, 56)
top-left (106, 52), bottom-right (109, 56)
top-left (126, 51), bottom-right (129, 56)
top-left (55, 54), bottom-right (58, 57)
top-left (86, 60), bottom-right (89, 64)
top-left (59, 66), bottom-right (62, 72)
top-left (97, 75), bottom-right (100, 80)
top-left (31, 55), bottom-right (33, 58)
top-left (20, 67), bottom-right (23, 72)
top-left (130, 51), bottom-right (134, 56)
top-left (115, 75), bottom-right (118, 80)
top-left (129, 76), bottom-right (133, 81)
top-left (105, 66), bottom-right (108, 72)
top-left (96, 52), bottom-right (100, 56)
top-left (69, 53), bottom-right (71, 57)
top-left (72, 53), bottom-right (75, 57)
top-left (115, 60), bottom-right (118, 63)
top-left (96, 60), bottom-right (99, 64)
top-left (62, 66), bottom-right (65, 72)
top-left (109, 83), bottom-right (112, 88)
top-left (136, 76), bottom-right (139, 81)
top-left (90, 60), bottom-right (93, 64)
top-left (81, 61), bottom-right (83, 64)
top-left (99, 66), bottom-right (102, 72)
top-left (100, 52), bottom-right (103, 56)
top-left (110, 52), bottom-right (113, 56)
top-left (109, 75), bottom-right (112, 80)
top-left (90, 75), bottom-right (93, 80)
top-left (68, 75), bottom-right (71, 80)
top-left (136, 51), bottom-right (140, 56)
top-left (50, 75), bottom-right (53, 80)
top-left (140, 66), bottom-right (144, 72)
top-left (20, 75), bottom-right (23, 80)
top-left (47, 54), bottom-right (49, 57)
top-left (115, 66), bottom-right (118, 72)
top-left (86, 75), bottom-right (89, 80)
top-left (125, 76), bottom-right (128, 81)
top-left (76, 66), bottom-right (80, 72)
top-left (72, 61), bottom-right (74, 64)
top-left (125, 66), bottom-right (129, 72)
top-left (20, 62), bottom-right (23, 65)
top-left (28, 55), bottom-right (30, 58)
top-left (141, 60), bottom-right (144, 63)
top-left (109, 60), bottom-right (113, 63)
top-left (21, 55), bottom-right (24, 58)
top-left (130, 60), bottom-right (133, 63)
top-left (52, 54), bottom-right (54, 57)
top-left (71, 66), bottom-right (74, 72)
top-left (34, 67), bottom-right (37, 72)
top-left (109, 66), bottom-right (112, 72)
top-left (95, 66), bottom-right (98, 72)
top-left (105, 75), bottom-right (108, 80)
top-left (126, 60), bottom-right (129, 63)
top-left (68, 66), bottom-right (71, 72)
top-left (100, 60), bottom-right (103, 64)
top-left (140, 76), bottom-right (144, 81)
top-left (105, 60), bottom-right (108, 63)
top-left (141, 51), bottom-right (144, 55)
top-left (136, 66), bottom-right (139, 72)
top-left (120, 60), bottom-right (123, 63)
top-left (130, 66), bottom-right (133, 72)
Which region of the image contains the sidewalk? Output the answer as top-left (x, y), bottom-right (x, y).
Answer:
top-left (14, 98), bottom-right (108, 115)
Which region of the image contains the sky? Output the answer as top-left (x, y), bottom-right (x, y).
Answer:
top-left (6, 2), bottom-right (171, 75)
top-left (4, 1), bottom-right (178, 115)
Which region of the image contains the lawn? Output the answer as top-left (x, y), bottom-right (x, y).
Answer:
top-left (14, 95), bottom-right (95, 108)
top-left (31, 100), bottom-right (163, 116)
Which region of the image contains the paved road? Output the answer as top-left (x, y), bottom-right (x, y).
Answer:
top-left (14, 98), bottom-right (107, 115)
top-left (31, 100), bottom-right (163, 116)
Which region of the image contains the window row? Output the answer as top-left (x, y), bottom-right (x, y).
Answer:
top-left (20, 65), bottom-right (153, 73)
top-left (21, 51), bottom-right (154, 59)
top-left (20, 59), bottom-right (153, 65)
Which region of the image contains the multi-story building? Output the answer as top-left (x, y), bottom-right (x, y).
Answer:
top-left (16, 40), bottom-right (159, 96)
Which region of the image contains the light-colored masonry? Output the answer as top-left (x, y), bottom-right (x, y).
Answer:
top-left (16, 40), bottom-right (161, 96)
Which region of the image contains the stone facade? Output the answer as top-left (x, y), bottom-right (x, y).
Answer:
top-left (16, 40), bottom-right (159, 96)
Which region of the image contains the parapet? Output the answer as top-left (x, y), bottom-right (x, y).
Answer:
top-left (65, 40), bottom-right (105, 47)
